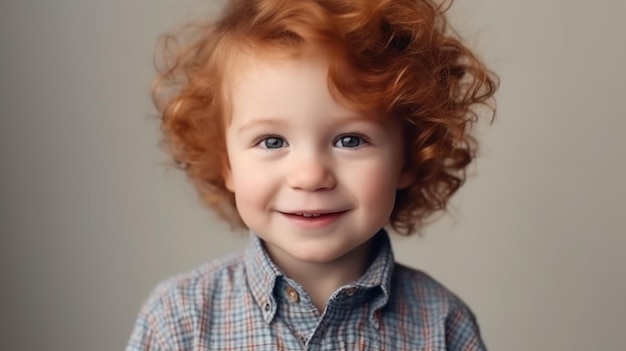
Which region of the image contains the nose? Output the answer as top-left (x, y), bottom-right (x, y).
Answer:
top-left (286, 154), bottom-right (336, 191)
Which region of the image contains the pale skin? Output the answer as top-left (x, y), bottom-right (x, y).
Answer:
top-left (223, 48), bottom-right (411, 312)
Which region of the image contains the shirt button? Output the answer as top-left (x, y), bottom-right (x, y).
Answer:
top-left (344, 287), bottom-right (357, 297)
top-left (286, 286), bottom-right (300, 303)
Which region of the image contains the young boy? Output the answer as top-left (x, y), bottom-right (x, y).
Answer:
top-left (128, 0), bottom-right (497, 350)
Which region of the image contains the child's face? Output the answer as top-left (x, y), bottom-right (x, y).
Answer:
top-left (224, 50), bottom-right (410, 267)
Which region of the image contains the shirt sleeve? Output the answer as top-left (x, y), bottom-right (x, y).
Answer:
top-left (445, 303), bottom-right (488, 351)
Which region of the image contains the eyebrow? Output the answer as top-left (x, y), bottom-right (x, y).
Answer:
top-left (237, 118), bottom-right (289, 133)
top-left (236, 114), bottom-right (382, 133)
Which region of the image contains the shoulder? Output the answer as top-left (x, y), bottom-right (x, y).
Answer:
top-left (390, 264), bottom-right (487, 349)
top-left (127, 252), bottom-right (246, 350)
top-left (391, 263), bottom-right (472, 313)
top-left (143, 251), bottom-right (246, 311)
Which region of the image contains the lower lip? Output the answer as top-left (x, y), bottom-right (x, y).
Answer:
top-left (280, 211), bottom-right (346, 229)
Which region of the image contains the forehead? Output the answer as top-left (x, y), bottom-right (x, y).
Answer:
top-left (224, 47), bottom-right (380, 127)
top-left (230, 53), bottom-right (336, 120)
top-left (231, 46), bottom-right (326, 87)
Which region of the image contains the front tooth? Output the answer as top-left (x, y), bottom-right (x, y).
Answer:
top-left (301, 213), bottom-right (320, 218)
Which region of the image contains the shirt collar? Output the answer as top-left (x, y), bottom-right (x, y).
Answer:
top-left (244, 229), bottom-right (395, 323)
top-left (351, 229), bottom-right (395, 298)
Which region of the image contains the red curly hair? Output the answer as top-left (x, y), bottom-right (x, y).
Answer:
top-left (153, 0), bottom-right (498, 235)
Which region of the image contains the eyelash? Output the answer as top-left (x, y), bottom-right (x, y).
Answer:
top-left (333, 134), bottom-right (369, 148)
top-left (251, 134), bottom-right (287, 149)
top-left (251, 133), bottom-right (370, 150)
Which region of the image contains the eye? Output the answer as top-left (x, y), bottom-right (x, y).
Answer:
top-left (257, 136), bottom-right (286, 149)
top-left (334, 135), bottom-right (365, 148)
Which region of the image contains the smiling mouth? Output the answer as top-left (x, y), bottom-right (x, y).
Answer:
top-left (295, 213), bottom-right (324, 218)
top-left (278, 210), bottom-right (346, 228)
top-left (283, 211), bottom-right (346, 218)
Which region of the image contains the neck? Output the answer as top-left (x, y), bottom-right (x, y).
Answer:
top-left (265, 239), bottom-right (374, 312)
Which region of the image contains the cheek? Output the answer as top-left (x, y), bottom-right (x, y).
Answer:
top-left (229, 159), bottom-right (276, 209)
top-left (231, 172), bottom-right (269, 228)
top-left (348, 163), bottom-right (400, 209)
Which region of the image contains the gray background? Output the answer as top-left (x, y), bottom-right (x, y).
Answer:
top-left (1, 0), bottom-right (625, 350)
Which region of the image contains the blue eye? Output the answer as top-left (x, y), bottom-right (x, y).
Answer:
top-left (334, 135), bottom-right (364, 148)
top-left (261, 137), bottom-right (285, 149)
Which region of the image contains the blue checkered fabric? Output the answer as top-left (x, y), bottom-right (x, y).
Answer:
top-left (127, 230), bottom-right (487, 350)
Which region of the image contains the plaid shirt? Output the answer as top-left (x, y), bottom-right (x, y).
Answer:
top-left (127, 230), bottom-right (486, 350)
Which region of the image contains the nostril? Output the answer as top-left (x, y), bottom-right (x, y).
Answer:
top-left (286, 164), bottom-right (336, 191)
